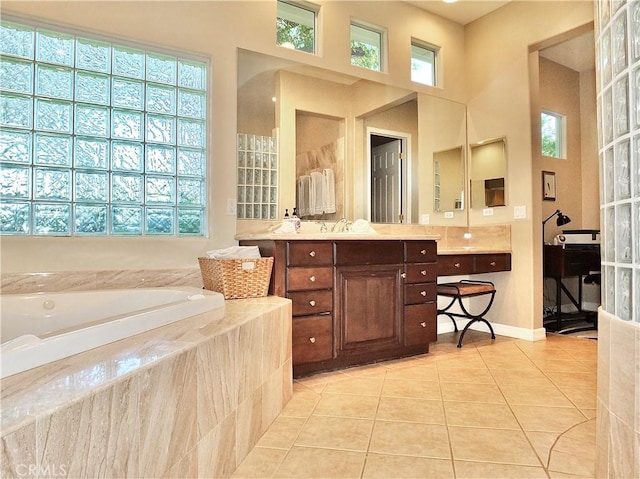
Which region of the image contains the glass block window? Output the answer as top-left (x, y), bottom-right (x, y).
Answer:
top-left (411, 40), bottom-right (437, 86)
top-left (237, 133), bottom-right (278, 220)
top-left (350, 22), bottom-right (383, 72)
top-left (541, 110), bottom-right (566, 159)
top-left (276, 0), bottom-right (317, 54)
top-left (0, 20), bottom-right (208, 236)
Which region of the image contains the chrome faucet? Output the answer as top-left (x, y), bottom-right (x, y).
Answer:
top-left (331, 218), bottom-right (350, 233)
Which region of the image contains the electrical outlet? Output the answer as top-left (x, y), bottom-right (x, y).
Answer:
top-left (420, 214), bottom-right (430, 224)
top-left (444, 211), bottom-right (454, 219)
top-left (483, 208), bottom-right (494, 216)
top-left (514, 205), bottom-right (527, 219)
top-left (226, 198), bottom-right (237, 215)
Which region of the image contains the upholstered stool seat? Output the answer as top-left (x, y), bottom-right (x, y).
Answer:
top-left (437, 280), bottom-right (496, 347)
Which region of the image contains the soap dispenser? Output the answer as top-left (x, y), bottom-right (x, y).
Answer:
top-left (291, 207), bottom-right (301, 232)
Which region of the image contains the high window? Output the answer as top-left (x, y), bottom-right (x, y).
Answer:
top-left (0, 20), bottom-right (208, 236)
top-left (276, 1), bottom-right (317, 54)
top-left (350, 22), bottom-right (384, 72)
top-left (541, 110), bottom-right (566, 159)
top-left (411, 40), bottom-right (437, 86)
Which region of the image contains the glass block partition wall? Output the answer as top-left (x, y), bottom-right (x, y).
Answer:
top-left (597, 0), bottom-right (639, 324)
top-left (236, 133), bottom-right (278, 220)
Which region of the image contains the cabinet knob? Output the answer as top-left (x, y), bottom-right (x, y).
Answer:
top-left (420, 249), bottom-right (426, 255)
top-left (454, 262), bottom-right (461, 268)
top-left (309, 337), bottom-right (316, 344)
top-left (309, 250), bottom-right (316, 257)
top-left (490, 261), bottom-right (496, 266)
top-left (421, 270), bottom-right (427, 276)
top-left (420, 290), bottom-right (427, 296)
top-left (309, 300), bottom-right (316, 306)
top-left (420, 322), bottom-right (426, 328)
top-left (401, 272), bottom-right (407, 278)
top-left (309, 275), bottom-right (316, 282)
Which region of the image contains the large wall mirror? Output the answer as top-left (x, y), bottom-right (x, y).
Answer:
top-left (469, 137), bottom-right (507, 209)
top-left (237, 49), bottom-right (468, 225)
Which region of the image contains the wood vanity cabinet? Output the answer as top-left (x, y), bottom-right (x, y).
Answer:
top-left (438, 253), bottom-right (511, 275)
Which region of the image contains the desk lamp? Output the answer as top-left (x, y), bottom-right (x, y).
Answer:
top-left (542, 209), bottom-right (571, 244)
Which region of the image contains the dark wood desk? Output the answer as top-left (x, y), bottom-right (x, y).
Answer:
top-left (543, 244), bottom-right (600, 332)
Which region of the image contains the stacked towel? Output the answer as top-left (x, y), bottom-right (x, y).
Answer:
top-left (310, 171), bottom-right (324, 215)
top-left (297, 175), bottom-right (311, 216)
top-left (206, 246), bottom-right (260, 259)
top-left (323, 168), bottom-right (336, 214)
top-left (298, 168), bottom-right (336, 216)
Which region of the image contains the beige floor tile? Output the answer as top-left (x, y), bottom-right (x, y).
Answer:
top-left (231, 447), bottom-right (288, 478)
top-left (435, 354), bottom-right (487, 370)
top-left (510, 405), bottom-right (588, 433)
top-left (368, 421), bottom-right (451, 458)
top-left (548, 472), bottom-right (594, 478)
top-left (548, 449), bottom-right (596, 477)
top-left (381, 378), bottom-right (442, 400)
top-left (499, 383), bottom-right (574, 407)
top-left (483, 358), bottom-right (541, 370)
top-left (524, 430), bottom-right (559, 466)
top-left (273, 446), bottom-right (365, 479)
top-left (553, 435), bottom-right (597, 462)
top-left (532, 358), bottom-right (595, 373)
top-left (294, 416), bottom-right (374, 452)
top-left (312, 393), bottom-right (380, 419)
top-left (375, 396), bottom-right (445, 424)
top-left (546, 371), bottom-right (597, 390)
top-left (448, 426), bottom-right (541, 465)
top-left (362, 453), bottom-right (454, 479)
top-left (437, 367), bottom-right (496, 384)
top-left (563, 418), bottom-right (596, 443)
top-left (255, 417), bottom-right (307, 449)
top-left (454, 460), bottom-right (549, 478)
top-left (440, 382), bottom-right (506, 404)
top-left (279, 389), bottom-right (321, 418)
top-left (385, 363), bottom-right (440, 381)
top-left (322, 376), bottom-right (384, 396)
top-left (490, 368), bottom-right (553, 386)
top-left (444, 401), bottom-right (520, 429)
top-left (561, 387), bottom-right (597, 410)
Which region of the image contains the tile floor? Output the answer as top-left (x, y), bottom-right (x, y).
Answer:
top-left (232, 330), bottom-right (597, 479)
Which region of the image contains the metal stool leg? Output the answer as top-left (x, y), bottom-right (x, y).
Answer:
top-left (455, 291), bottom-right (496, 347)
top-left (437, 297), bottom-right (459, 332)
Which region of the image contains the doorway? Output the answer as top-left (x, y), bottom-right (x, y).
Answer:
top-left (367, 129), bottom-right (410, 223)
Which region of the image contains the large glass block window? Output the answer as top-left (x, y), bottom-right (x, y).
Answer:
top-left (0, 20), bottom-right (208, 236)
top-left (237, 133), bottom-right (278, 220)
top-left (276, 0), bottom-right (317, 54)
top-left (350, 22), bottom-right (383, 72)
top-left (411, 40), bottom-right (437, 86)
top-left (541, 110), bottom-right (566, 159)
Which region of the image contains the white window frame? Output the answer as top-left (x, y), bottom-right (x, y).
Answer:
top-left (541, 110), bottom-right (566, 159)
top-left (410, 39), bottom-right (438, 87)
top-left (350, 20), bottom-right (386, 72)
top-left (276, 0), bottom-right (319, 55)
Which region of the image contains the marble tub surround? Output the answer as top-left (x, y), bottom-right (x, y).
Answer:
top-left (0, 267), bottom-right (202, 295)
top-left (1, 296), bottom-right (292, 479)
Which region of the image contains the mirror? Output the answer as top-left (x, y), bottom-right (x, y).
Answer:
top-left (434, 146), bottom-right (464, 212)
top-left (237, 49), bottom-right (467, 225)
top-left (469, 137), bottom-right (507, 208)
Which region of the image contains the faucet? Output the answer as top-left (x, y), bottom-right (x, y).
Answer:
top-left (316, 221), bottom-right (327, 233)
top-left (331, 218), bottom-right (350, 233)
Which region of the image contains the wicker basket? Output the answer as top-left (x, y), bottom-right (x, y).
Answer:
top-left (198, 256), bottom-right (273, 299)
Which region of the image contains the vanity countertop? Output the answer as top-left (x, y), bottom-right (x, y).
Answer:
top-left (438, 247), bottom-right (512, 255)
top-left (235, 233), bottom-right (441, 241)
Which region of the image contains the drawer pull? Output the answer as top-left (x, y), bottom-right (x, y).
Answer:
top-left (454, 262), bottom-right (461, 268)
top-left (309, 251), bottom-right (316, 257)
top-left (420, 290), bottom-right (427, 296)
top-left (420, 322), bottom-right (426, 328)
top-left (309, 275), bottom-right (316, 282)
top-left (421, 270), bottom-right (427, 276)
top-left (401, 272), bottom-right (407, 278)
top-left (309, 300), bottom-right (316, 307)
top-left (490, 261), bottom-right (497, 266)
top-left (309, 337), bottom-right (316, 344)
top-left (420, 249), bottom-right (426, 255)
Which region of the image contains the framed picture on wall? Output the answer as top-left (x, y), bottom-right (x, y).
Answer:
top-left (542, 171), bottom-right (556, 201)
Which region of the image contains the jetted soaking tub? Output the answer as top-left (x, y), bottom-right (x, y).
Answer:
top-left (0, 286), bottom-right (225, 378)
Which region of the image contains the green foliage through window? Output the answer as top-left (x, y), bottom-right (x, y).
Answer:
top-left (541, 111), bottom-right (564, 158)
top-left (350, 23), bottom-right (382, 71)
top-left (276, 1), bottom-right (316, 54)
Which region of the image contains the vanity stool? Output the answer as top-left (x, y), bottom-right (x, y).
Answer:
top-left (437, 280), bottom-right (496, 347)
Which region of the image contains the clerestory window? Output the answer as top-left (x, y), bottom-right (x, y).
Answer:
top-left (0, 19), bottom-right (208, 236)
top-left (541, 110), bottom-right (566, 159)
top-left (276, 1), bottom-right (318, 54)
top-left (350, 21), bottom-right (384, 72)
top-left (411, 40), bottom-right (437, 86)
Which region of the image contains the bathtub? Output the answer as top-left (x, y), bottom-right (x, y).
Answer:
top-left (1, 286), bottom-right (225, 379)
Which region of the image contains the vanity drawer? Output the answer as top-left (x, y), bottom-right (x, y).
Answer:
top-left (288, 266), bottom-right (333, 291)
top-left (438, 255), bottom-right (475, 275)
top-left (288, 241), bottom-right (333, 266)
top-left (404, 263), bottom-right (437, 283)
top-left (292, 315), bottom-right (333, 364)
top-left (404, 303), bottom-right (437, 346)
top-left (335, 240), bottom-right (403, 265)
top-left (475, 254), bottom-right (511, 273)
top-left (404, 283), bottom-right (437, 304)
top-left (404, 241), bottom-right (437, 263)
top-left (289, 289), bottom-right (333, 316)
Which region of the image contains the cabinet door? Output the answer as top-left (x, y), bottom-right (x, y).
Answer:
top-left (335, 264), bottom-right (403, 355)
top-left (292, 315), bottom-right (333, 365)
top-left (404, 303), bottom-right (437, 346)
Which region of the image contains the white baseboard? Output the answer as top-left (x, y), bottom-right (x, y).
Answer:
top-left (437, 319), bottom-right (547, 342)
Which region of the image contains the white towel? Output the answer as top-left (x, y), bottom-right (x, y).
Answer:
top-left (322, 168), bottom-right (336, 214)
top-left (206, 246), bottom-right (261, 259)
top-left (310, 171), bottom-right (324, 215)
top-left (297, 175), bottom-right (311, 217)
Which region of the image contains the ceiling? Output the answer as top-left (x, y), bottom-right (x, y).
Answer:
top-left (406, 0), bottom-right (511, 25)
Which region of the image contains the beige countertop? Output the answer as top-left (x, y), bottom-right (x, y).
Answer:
top-left (235, 233), bottom-right (441, 241)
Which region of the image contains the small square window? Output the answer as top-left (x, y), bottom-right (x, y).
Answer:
top-left (276, 1), bottom-right (317, 54)
top-left (411, 41), bottom-right (437, 86)
top-left (541, 110), bottom-right (566, 158)
top-left (350, 22), bottom-right (383, 71)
